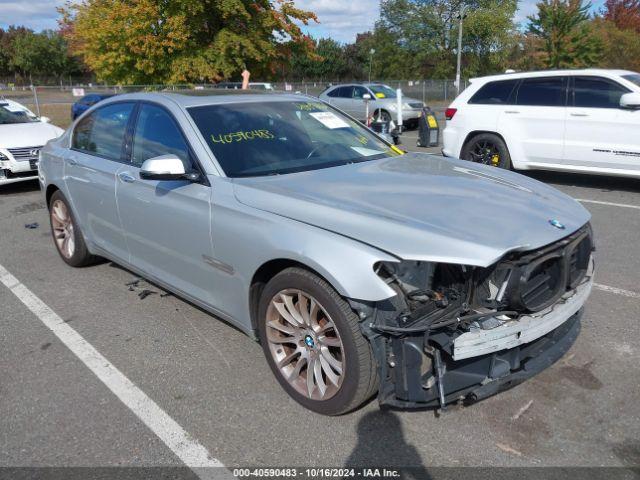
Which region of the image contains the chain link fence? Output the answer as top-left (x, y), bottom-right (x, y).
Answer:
top-left (0, 79), bottom-right (466, 128)
top-left (284, 79), bottom-right (469, 103)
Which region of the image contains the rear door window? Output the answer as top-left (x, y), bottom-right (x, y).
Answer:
top-left (572, 76), bottom-right (629, 109)
top-left (338, 86), bottom-right (354, 98)
top-left (516, 77), bottom-right (567, 107)
top-left (72, 102), bottom-right (135, 161)
top-left (468, 80), bottom-right (518, 105)
top-left (352, 86), bottom-right (369, 99)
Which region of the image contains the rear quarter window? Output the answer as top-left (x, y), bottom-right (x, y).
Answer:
top-left (468, 80), bottom-right (518, 105)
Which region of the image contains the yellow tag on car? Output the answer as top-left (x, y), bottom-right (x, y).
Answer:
top-left (390, 145), bottom-right (405, 155)
top-left (427, 115), bottom-right (438, 129)
top-left (375, 92), bottom-right (386, 99)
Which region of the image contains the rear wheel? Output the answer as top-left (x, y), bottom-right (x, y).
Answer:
top-left (461, 133), bottom-right (511, 169)
top-left (257, 267), bottom-right (378, 415)
top-left (49, 190), bottom-right (97, 267)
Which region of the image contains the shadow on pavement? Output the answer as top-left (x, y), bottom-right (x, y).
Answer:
top-left (523, 170), bottom-right (640, 194)
top-left (0, 179), bottom-right (41, 195)
top-left (345, 410), bottom-right (431, 479)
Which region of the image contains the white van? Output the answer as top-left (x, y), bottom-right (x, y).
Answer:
top-left (442, 69), bottom-right (640, 178)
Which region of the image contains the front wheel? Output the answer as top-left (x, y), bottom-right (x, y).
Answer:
top-left (257, 267), bottom-right (378, 415)
top-left (461, 133), bottom-right (511, 169)
top-left (49, 190), bottom-right (97, 267)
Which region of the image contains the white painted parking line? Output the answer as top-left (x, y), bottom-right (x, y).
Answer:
top-left (0, 263), bottom-right (229, 480)
top-left (593, 283), bottom-right (640, 300)
top-left (577, 199), bottom-right (640, 210)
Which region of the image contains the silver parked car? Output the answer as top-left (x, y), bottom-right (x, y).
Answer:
top-left (40, 93), bottom-right (594, 415)
top-left (319, 83), bottom-right (425, 127)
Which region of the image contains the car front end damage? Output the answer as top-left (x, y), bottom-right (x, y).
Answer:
top-left (0, 147), bottom-right (41, 186)
top-left (351, 224), bottom-right (594, 410)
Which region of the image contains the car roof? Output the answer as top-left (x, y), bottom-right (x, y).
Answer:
top-left (326, 83), bottom-right (389, 87)
top-left (97, 91), bottom-right (313, 108)
top-left (470, 68), bottom-right (637, 83)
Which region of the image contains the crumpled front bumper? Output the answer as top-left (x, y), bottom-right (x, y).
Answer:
top-left (0, 149), bottom-right (39, 185)
top-left (454, 275), bottom-right (592, 360)
top-left (377, 268), bottom-right (592, 410)
top-left (379, 309), bottom-right (582, 409)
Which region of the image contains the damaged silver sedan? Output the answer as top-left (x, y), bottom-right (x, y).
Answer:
top-left (39, 93), bottom-right (594, 415)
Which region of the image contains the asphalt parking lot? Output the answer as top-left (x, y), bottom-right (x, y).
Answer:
top-left (1, 151), bottom-right (640, 477)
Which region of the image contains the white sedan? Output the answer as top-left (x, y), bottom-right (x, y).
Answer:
top-left (0, 99), bottom-right (64, 186)
top-left (442, 69), bottom-right (640, 178)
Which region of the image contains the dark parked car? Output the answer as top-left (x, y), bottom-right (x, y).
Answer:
top-left (71, 94), bottom-right (114, 120)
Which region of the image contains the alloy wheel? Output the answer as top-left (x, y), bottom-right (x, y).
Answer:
top-left (265, 289), bottom-right (345, 401)
top-left (469, 140), bottom-right (501, 166)
top-left (51, 199), bottom-right (75, 259)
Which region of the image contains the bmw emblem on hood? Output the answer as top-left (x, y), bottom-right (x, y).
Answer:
top-left (548, 219), bottom-right (565, 230)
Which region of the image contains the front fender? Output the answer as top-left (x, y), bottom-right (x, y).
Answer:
top-left (209, 179), bottom-right (399, 330)
top-left (217, 202), bottom-right (399, 302)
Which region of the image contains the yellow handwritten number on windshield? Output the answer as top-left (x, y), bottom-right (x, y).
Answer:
top-left (211, 129), bottom-right (275, 144)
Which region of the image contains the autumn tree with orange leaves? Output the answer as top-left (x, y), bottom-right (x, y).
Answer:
top-left (591, 0), bottom-right (640, 71)
top-left (602, 0), bottom-right (640, 31)
top-left (59, 0), bottom-right (318, 84)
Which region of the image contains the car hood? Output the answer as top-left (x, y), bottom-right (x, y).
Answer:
top-left (0, 122), bottom-right (64, 149)
top-left (232, 154), bottom-right (591, 267)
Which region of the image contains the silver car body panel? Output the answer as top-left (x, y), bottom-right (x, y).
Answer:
top-left (234, 153), bottom-right (590, 267)
top-left (39, 92), bottom-right (591, 337)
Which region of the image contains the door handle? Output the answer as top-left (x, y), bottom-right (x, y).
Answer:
top-left (118, 172), bottom-right (136, 183)
top-left (67, 158), bottom-right (78, 166)
top-left (504, 110), bottom-right (520, 114)
top-left (570, 113), bottom-right (589, 117)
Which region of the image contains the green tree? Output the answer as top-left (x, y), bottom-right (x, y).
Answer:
top-left (11, 30), bottom-right (78, 83)
top-left (527, 0), bottom-right (601, 68)
top-left (0, 26), bottom-right (32, 80)
top-left (290, 38), bottom-right (348, 81)
top-left (592, 17), bottom-right (640, 71)
top-left (377, 0), bottom-right (518, 78)
top-left (60, 0), bottom-right (318, 84)
top-left (355, 27), bottom-right (414, 80)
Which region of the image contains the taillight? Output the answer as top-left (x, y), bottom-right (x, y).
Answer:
top-left (445, 108), bottom-right (457, 120)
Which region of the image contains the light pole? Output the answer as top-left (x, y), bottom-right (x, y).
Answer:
top-left (368, 48), bottom-right (375, 83)
top-left (455, 4), bottom-right (468, 96)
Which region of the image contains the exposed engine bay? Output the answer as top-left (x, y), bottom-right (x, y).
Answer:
top-left (351, 224), bottom-right (594, 410)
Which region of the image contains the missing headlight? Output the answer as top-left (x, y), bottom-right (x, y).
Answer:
top-left (373, 261), bottom-right (471, 328)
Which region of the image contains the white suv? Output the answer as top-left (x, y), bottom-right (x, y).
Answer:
top-left (442, 69), bottom-right (640, 178)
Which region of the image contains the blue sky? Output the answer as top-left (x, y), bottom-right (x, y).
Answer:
top-left (0, 0), bottom-right (606, 43)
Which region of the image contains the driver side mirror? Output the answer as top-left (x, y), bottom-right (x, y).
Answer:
top-left (362, 93), bottom-right (371, 101)
top-left (620, 92), bottom-right (640, 110)
top-left (139, 155), bottom-right (199, 181)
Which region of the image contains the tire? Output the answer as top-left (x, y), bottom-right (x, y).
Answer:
top-left (257, 267), bottom-right (378, 415)
top-left (461, 133), bottom-right (512, 169)
top-left (48, 190), bottom-right (97, 267)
